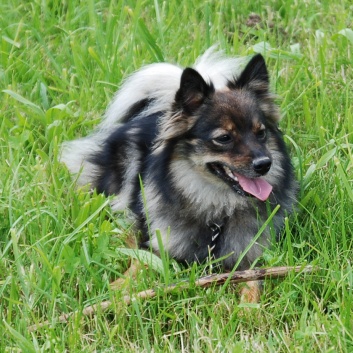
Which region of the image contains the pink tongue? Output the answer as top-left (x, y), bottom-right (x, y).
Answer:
top-left (236, 174), bottom-right (273, 201)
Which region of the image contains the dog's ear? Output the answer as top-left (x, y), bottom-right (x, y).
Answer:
top-left (230, 54), bottom-right (280, 124)
top-left (157, 69), bottom-right (213, 143)
top-left (176, 68), bottom-right (213, 114)
top-left (230, 54), bottom-right (269, 94)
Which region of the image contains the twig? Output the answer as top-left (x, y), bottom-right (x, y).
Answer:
top-left (28, 265), bottom-right (315, 332)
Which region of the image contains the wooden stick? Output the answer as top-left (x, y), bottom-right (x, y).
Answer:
top-left (28, 265), bottom-right (315, 332)
top-left (123, 265), bottom-right (315, 304)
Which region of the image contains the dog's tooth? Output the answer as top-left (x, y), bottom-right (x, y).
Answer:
top-left (230, 172), bottom-right (238, 182)
top-left (228, 172), bottom-right (238, 182)
top-left (221, 165), bottom-right (240, 182)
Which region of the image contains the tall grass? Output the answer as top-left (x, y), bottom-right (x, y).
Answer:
top-left (1, 0), bottom-right (353, 351)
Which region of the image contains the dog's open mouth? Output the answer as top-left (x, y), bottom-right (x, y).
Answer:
top-left (208, 163), bottom-right (272, 201)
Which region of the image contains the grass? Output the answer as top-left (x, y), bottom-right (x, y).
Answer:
top-left (1, 0), bottom-right (353, 351)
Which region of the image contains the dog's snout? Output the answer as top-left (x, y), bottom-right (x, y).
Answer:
top-left (252, 157), bottom-right (272, 175)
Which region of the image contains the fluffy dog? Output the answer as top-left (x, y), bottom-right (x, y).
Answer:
top-left (61, 48), bottom-right (297, 273)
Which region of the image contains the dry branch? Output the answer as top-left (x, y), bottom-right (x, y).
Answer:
top-left (28, 265), bottom-right (315, 332)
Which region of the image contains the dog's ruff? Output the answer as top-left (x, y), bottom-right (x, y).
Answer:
top-left (61, 47), bottom-right (297, 271)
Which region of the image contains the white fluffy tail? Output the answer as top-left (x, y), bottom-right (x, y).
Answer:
top-left (100, 63), bottom-right (182, 132)
top-left (101, 47), bottom-right (245, 131)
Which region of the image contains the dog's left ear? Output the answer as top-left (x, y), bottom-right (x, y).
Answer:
top-left (176, 68), bottom-right (213, 114)
top-left (230, 54), bottom-right (280, 124)
top-left (230, 54), bottom-right (269, 94)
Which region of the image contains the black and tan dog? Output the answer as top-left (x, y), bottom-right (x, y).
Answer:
top-left (61, 49), bottom-right (297, 298)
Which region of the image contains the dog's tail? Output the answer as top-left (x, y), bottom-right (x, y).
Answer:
top-left (60, 47), bottom-right (245, 185)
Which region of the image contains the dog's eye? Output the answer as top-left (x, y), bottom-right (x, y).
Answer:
top-left (256, 129), bottom-right (266, 140)
top-left (213, 134), bottom-right (232, 144)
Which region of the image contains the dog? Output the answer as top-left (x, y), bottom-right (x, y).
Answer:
top-left (61, 48), bottom-right (297, 277)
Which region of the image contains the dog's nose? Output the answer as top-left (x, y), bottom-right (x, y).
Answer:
top-left (252, 157), bottom-right (272, 175)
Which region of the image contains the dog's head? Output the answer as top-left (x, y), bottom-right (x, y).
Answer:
top-left (157, 54), bottom-right (283, 202)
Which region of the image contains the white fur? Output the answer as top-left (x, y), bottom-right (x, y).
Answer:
top-left (60, 135), bottom-right (101, 185)
top-left (193, 47), bottom-right (246, 89)
top-left (60, 48), bottom-right (247, 184)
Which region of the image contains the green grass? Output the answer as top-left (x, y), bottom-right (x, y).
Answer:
top-left (1, 0), bottom-right (353, 351)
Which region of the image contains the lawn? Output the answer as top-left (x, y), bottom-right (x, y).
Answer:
top-left (1, 0), bottom-right (353, 352)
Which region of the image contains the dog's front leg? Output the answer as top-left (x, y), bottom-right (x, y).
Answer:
top-left (239, 280), bottom-right (262, 303)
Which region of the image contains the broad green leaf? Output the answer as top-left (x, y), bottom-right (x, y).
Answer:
top-left (115, 247), bottom-right (165, 274)
top-left (338, 28), bottom-right (353, 44)
top-left (3, 89), bottom-right (45, 118)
